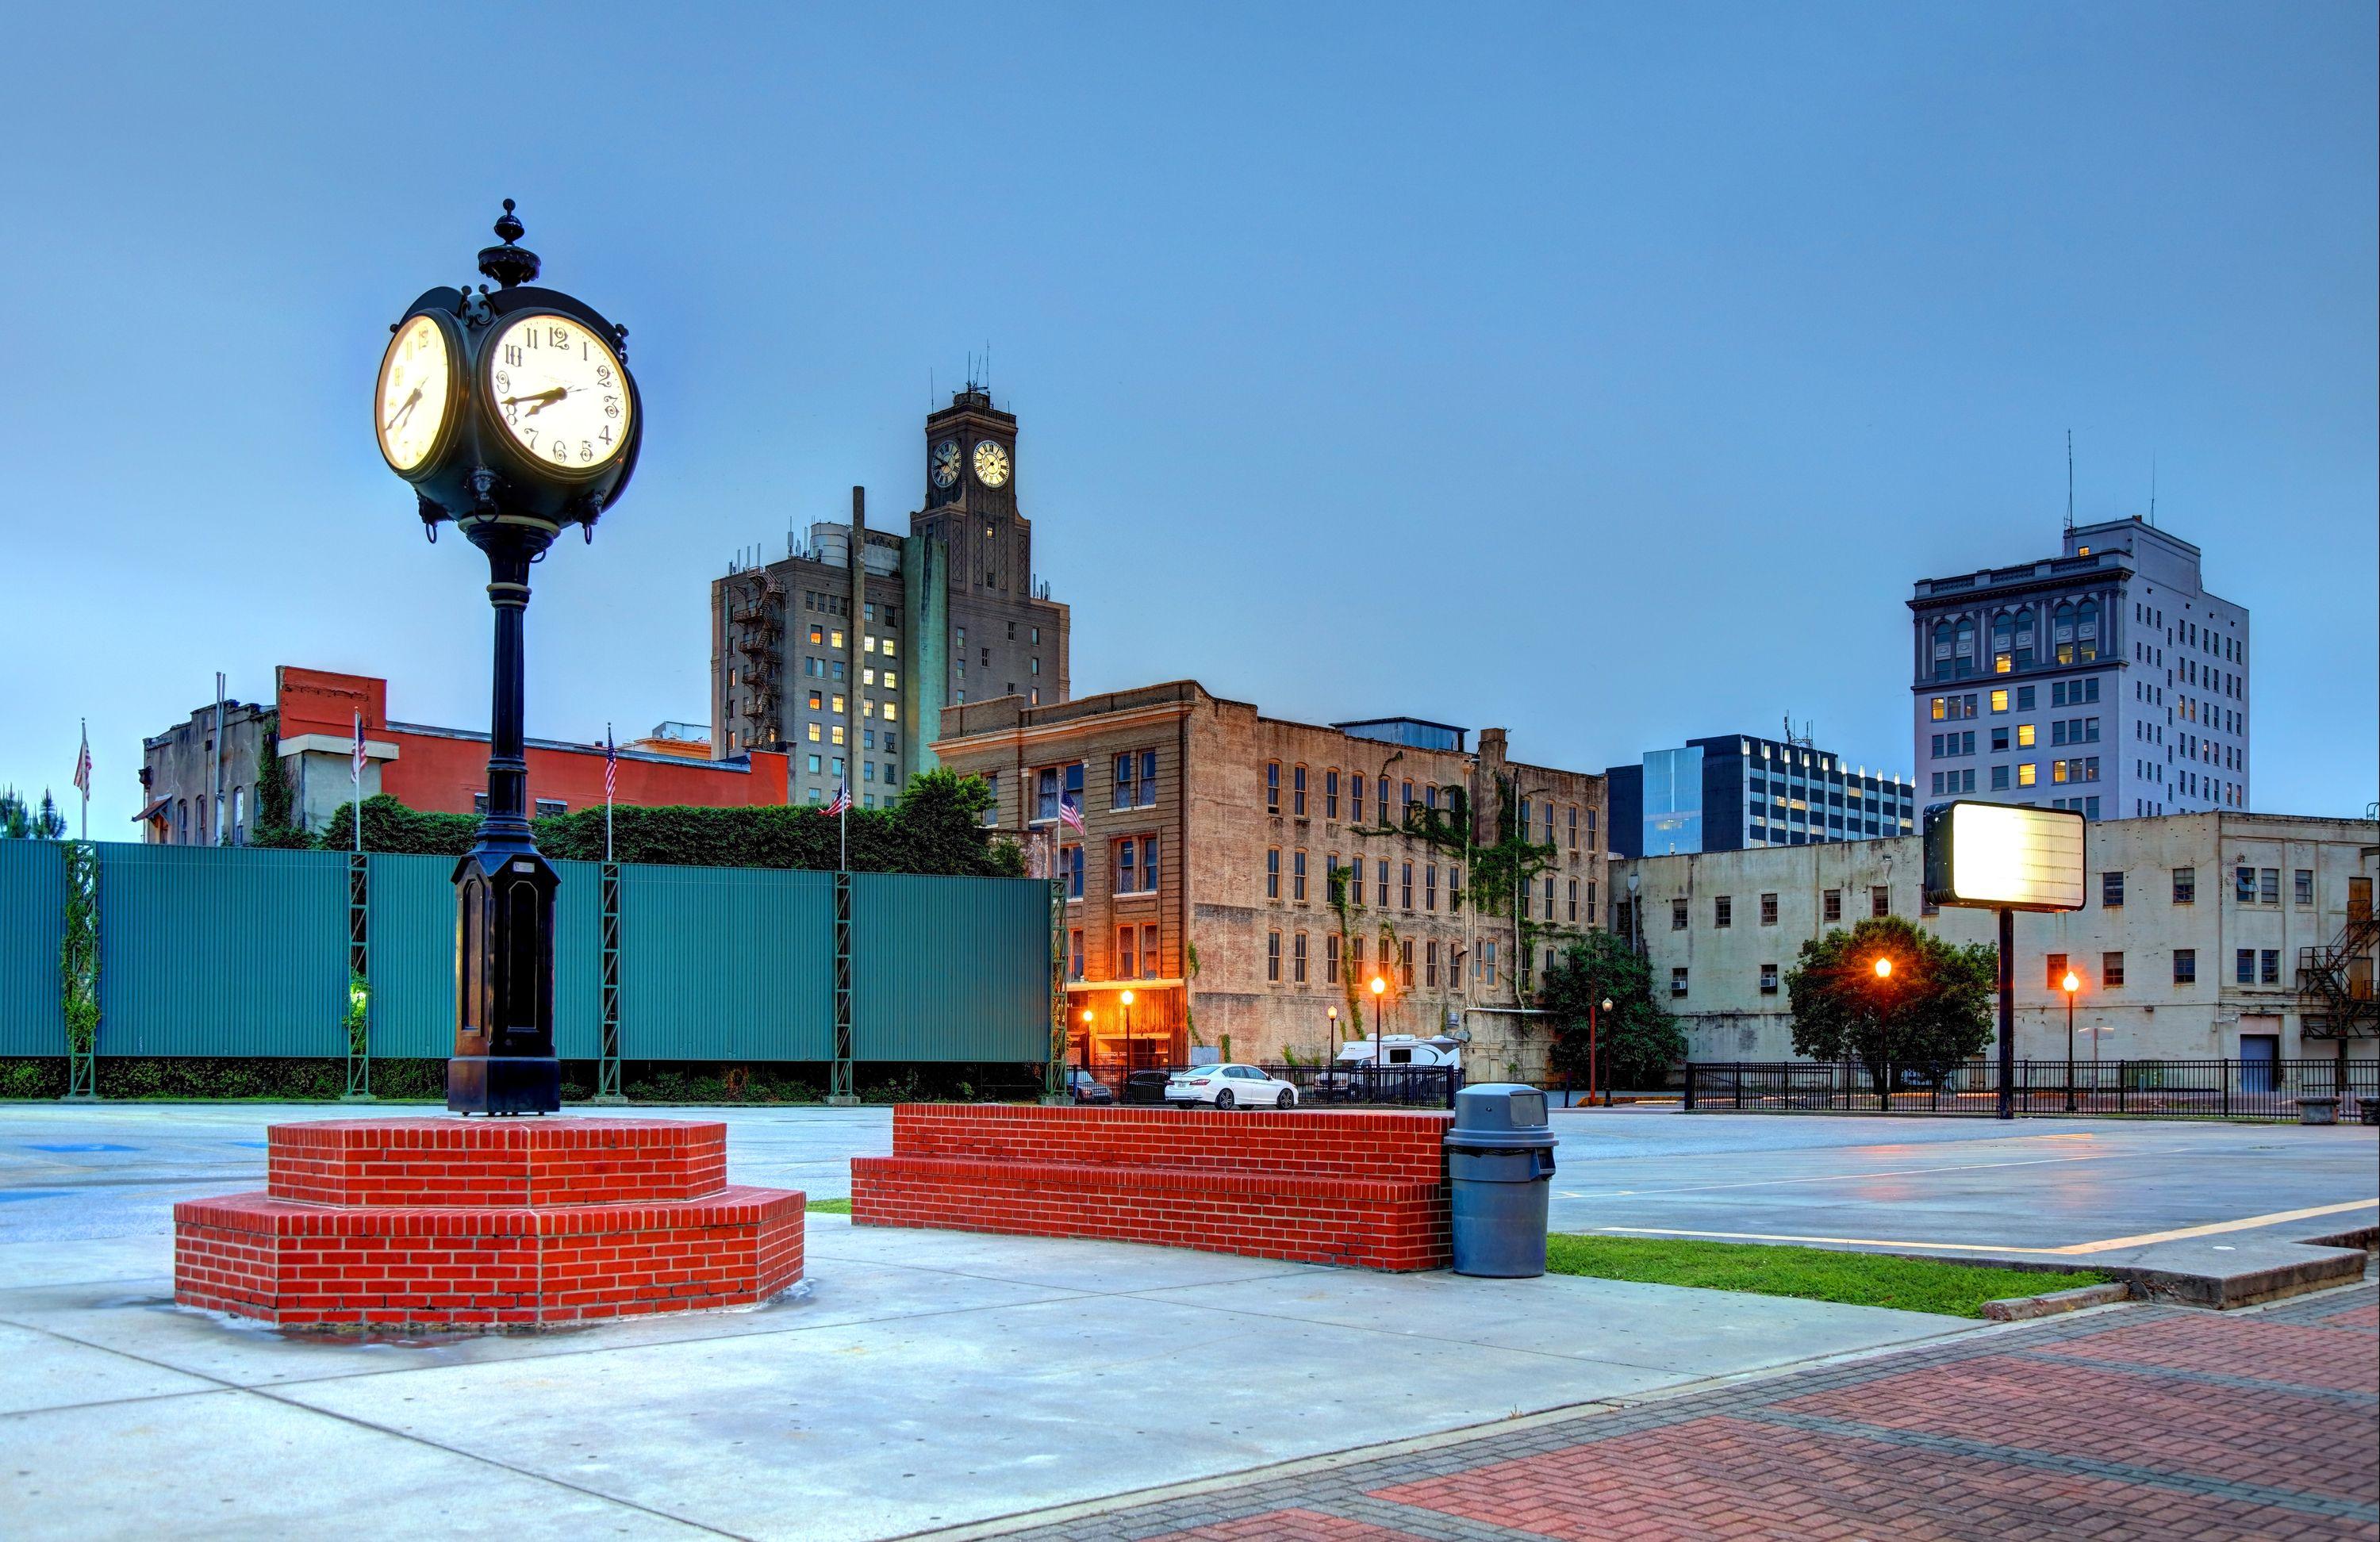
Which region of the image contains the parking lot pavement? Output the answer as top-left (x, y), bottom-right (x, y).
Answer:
top-left (0, 1095), bottom-right (1983, 1542)
top-left (1000, 1279), bottom-right (2380, 1542)
top-left (1542, 1105), bottom-right (2379, 1258)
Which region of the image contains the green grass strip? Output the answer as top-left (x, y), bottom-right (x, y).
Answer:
top-left (1545, 1233), bottom-right (2106, 1318)
top-left (805, 1197), bottom-right (852, 1214)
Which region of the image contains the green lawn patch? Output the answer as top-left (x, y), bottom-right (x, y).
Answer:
top-left (1545, 1233), bottom-right (2105, 1318)
top-left (805, 1198), bottom-right (852, 1214)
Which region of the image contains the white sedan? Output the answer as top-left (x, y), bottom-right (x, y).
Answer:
top-left (1165, 1063), bottom-right (1298, 1110)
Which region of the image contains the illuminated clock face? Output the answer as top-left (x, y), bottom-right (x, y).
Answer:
top-left (374, 315), bottom-right (453, 473)
top-left (487, 313), bottom-right (632, 470)
top-left (973, 439), bottom-right (1010, 487)
top-left (931, 439), bottom-right (962, 488)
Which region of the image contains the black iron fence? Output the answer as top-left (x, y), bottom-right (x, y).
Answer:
top-left (1079, 1060), bottom-right (1460, 1110)
top-left (1683, 1058), bottom-right (2380, 1122)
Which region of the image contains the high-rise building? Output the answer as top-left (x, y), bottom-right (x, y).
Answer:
top-left (1910, 517), bottom-right (2248, 822)
top-left (1605, 735), bottom-right (1915, 859)
top-left (712, 387), bottom-right (1071, 806)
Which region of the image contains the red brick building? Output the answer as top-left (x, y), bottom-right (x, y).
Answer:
top-left (137, 666), bottom-right (787, 844)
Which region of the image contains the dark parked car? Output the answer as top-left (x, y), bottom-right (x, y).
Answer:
top-left (1065, 1068), bottom-right (1114, 1104)
top-left (1120, 1068), bottom-right (1178, 1106)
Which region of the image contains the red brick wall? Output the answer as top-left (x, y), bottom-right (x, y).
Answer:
top-left (267, 1118), bottom-right (728, 1207)
top-left (852, 1104), bottom-right (1453, 1272)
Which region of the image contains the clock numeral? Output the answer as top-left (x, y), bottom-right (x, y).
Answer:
top-left (524, 429), bottom-right (538, 449)
top-left (493, 370), bottom-right (510, 393)
top-left (595, 364), bottom-right (612, 386)
top-left (551, 441), bottom-right (570, 462)
top-left (504, 401), bottom-right (518, 425)
top-left (579, 440), bottom-right (594, 462)
top-left (598, 424), bottom-right (612, 445)
top-left (503, 343), bottom-right (522, 366)
top-left (548, 326), bottom-right (569, 348)
top-left (524, 328), bottom-right (537, 349)
top-left (603, 396), bottom-right (621, 419)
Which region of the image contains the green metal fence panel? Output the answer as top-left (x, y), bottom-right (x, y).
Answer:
top-left (851, 874), bottom-right (1048, 1063)
top-left (96, 843), bottom-right (347, 1057)
top-left (617, 863), bottom-right (832, 1061)
top-left (363, 853), bottom-right (453, 1060)
top-left (552, 858), bottom-right (601, 1061)
top-left (0, 841), bottom-right (66, 1056)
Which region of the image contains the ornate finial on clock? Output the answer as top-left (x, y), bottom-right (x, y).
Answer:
top-left (477, 198), bottom-right (540, 290)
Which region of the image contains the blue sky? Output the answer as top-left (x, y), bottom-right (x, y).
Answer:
top-left (2, 3), bottom-right (2372, 829)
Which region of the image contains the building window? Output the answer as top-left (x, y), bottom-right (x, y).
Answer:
top-left (1672, 897), bottom-right (1688, 930)
top-left (1350, 774), bottom-right (1365, 823)
top-left (1292, 765), bottom-right (1308, 817)
top-left (2236, 948), bottom-right (2255, 985)
top-left (1567, 878), bottom-right (1578, 923)
top-left (1069, 929), bottom-right (1084, 980)
top-left (2261, 949), bottom-right (2279, 985)
top-left (1568, 807), bottom-right (1579, 850)
top-left (1990, 689), bottom-right (2009, 713)
top-left (1266, 931), bottom-right (1281, 984)
top-left (981, 772), bottom-right (999, 826)
top-left (1426, 939), bottom-right (1440, 988)
top-left (1378, 861), bottom-right (1391, 907)
top-left (2102, 871), bottom-right (2123, 908)
top-left (1325, 769), bottom-right (1341, 819)
top-left (1351, 935), bottom-right (1366, 983)
top-left (1265, 847), bottom-right (1280, 900)
top-left (1293, 932), bottom-right (1309, 984)
top-left (1378, 778), bottom-right (1391, 827)
top-left (1426, 864), bottom-right (1440, 911)
top-left (1399, 938), bottom-right (1415, 989)
top-left (1871, 885), bottom-right (1890, 918)
top-left (1034, 762), bottom-right (1084, 823)
top-left (2259, 868), bottom-right (2279, 905)
top-left (1714, 896), bottom-right (1733, 928)
top-left (2017, 724), bottom-right (2035, 747)
top-left (1401, 861), bottom-right (1415, 911)
top-left (2173, 867), bottom-right (2195, 904)
top-left (1117, 925), bottom-right (1139, 979)
top-left (2047, 953), bottom-right (2068, 989)
top-left (1326, 932), bottom-right (1341, 984)
top-left (1481, 940), bottom-right (1497, 988)
top-left (1824, 888), bottom-right (1841, 923)
top-left (2174, 949), bottom-right (2197, 984)
top-left (2294, 869), bottom-right (2314, 907)
top-left (1760, 963), bottom-right (1779, 995)
top-left (1292, 849), bottom-right (1308, 902)
top-left (1114, 837), bottom-right (1159, 894)
top-left (2017, 762), bottom-right (2036, 787)
top-left (2235, 865), bottom-right (2255, 903)
top-left (1265, 761), bottom-right (1280, 814)
top-left (1759, 892), bottom-right (1778, 926)
top-left (1061, 844), bottom-right (1084, 900)
top-left (2102, 952), bottom-right (2124, 988)
top-left (1342, 857), bottom-right (1361, 907)
top-left (1670, 967), bottom-right (1688, 998)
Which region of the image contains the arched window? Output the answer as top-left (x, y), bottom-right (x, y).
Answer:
top-left (2076, 598), bottom-right (2100, 661)
top-left (2052, 603), bottom-right (2077, 665)
top-left (177, 799), bottom-right (188, 843)
top-left (2014, 606), bottom-right (2036, 669)
top-left (1953, 617), bottom-right (1975, 677)
top-left (1932, 619), bottom-right (1955, 681)
top-left (1990, 612), bottom-right (2014, 673)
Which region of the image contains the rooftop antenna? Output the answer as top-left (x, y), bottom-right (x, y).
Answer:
top-left (2149, 453), bottom-right (2158, 526)
top-left (2064, 429), bottom-right (2075, 533)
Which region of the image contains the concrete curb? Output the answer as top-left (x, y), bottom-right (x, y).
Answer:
top-left (1979, 1280), bottom-right (2132, 1321)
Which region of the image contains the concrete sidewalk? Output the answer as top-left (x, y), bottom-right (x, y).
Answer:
top-left (0, 1215), bottom-right (1980, 1539)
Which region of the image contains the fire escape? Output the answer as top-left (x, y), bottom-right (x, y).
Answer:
top-left (2297, 886), bottom-right (2377, 1047)
top-left (727, 570), bottom-right (784, 750)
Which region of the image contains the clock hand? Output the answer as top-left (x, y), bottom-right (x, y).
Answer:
top-left (383, 387), bottom-right (422, 431)
top-left (499, 386), bottom-right (570, 420)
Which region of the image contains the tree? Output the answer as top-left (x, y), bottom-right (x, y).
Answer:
top-left (1537, 932), bottom-right (1686, 1091)
top-left (0, 788), bottom-right (66, 840)
top-left (1785, 916), bottom-right (1996, 1099)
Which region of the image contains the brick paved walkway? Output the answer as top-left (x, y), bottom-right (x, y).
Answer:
top-left (1012, 1283), bottom-right (2379, 1542)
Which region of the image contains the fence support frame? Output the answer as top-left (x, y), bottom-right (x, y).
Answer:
top-left (827, 870), bottom-right (856, 1105)
top-left (341, 853), bottom-right (374, 1102)
top-left (593, 861), bottom-right (624, 1104)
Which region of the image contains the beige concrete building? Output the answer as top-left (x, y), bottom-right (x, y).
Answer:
top-left (1615, 811), bottom-right (2378, 1071)
top-left (934, 682), bottom-right (1608, 1080)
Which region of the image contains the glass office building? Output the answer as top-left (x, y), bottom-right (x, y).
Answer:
top-left (1606, 735), bottom-right (1915, 858)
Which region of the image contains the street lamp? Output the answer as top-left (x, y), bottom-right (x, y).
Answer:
top-left (2062, 969), bottom-right (2082, 1113)
top-left (374, 202), bottom-right (643, 1115)
top-left (1873, 956), bottom-right (1893, 980)
top-left (1369, 975), bottom-right (1389, 1075)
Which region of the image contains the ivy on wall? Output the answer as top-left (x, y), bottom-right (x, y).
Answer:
top-left (59, 841), bottom-right (98, 1061)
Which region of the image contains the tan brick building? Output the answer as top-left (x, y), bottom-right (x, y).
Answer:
top-left (935, 681), bottom-right (1608, 1078)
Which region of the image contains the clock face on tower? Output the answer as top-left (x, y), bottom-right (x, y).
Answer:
top-left (374, 314), bottom-right (455, 474)
top-left (931, 439), bottom-right (962, 489)
top-left (973, 439), bottom-right (1011, 488)
top-left (486, 313), bottom-right (633, 472)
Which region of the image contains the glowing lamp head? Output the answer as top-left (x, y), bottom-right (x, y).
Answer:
top-left (2062, 971), bottom-right (2081, 994)
top-left (1326, 1006), bottom-right (1338, 1019)
top-left (1599, 997), bottom-right (1614, 1011)
top-left (1368, 975), bottom-right (1388, 996)
top-left (1873, 957), bottom-right (1893, 980)
top-left (1081, 1008), bottom-right (1094, 1024)
top-left (1119, 989), bottom-right (1134, 1007)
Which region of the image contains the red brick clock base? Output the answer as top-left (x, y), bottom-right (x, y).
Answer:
top-left (174, 1118), bottom-right (803, 1331)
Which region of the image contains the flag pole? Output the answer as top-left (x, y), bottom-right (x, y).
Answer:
top-left (77, 719), bottom-right (89, 841)
top-left (605, 722), bottom-right (616, 865)
top-left (352, 710), bottom-right (364, 856)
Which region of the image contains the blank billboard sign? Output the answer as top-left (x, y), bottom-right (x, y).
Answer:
top-left (1923, 801), bottom-right (2086, 913)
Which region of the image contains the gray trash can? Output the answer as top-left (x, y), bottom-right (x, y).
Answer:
top-left (1445, 1084), bottom-right (1559, 1278)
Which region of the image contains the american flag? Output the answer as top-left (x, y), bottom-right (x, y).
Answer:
top-left (604, 723), bottom-right (617, 802)
top-left (1058, 793), bottom-right (1084, 834)
top-left (72, 723), bottom-right (90, 796)
top-left (351, 712), bottom-right (365, 784)
top-left (822, 781), bottom-right (852, 817)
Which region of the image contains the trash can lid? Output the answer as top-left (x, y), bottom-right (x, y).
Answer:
top-left (1445, 1083), bottom-right (1559, 1148)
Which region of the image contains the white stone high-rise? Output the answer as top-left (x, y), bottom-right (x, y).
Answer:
top-left (1910, 517), bottom-right (2249, 823)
